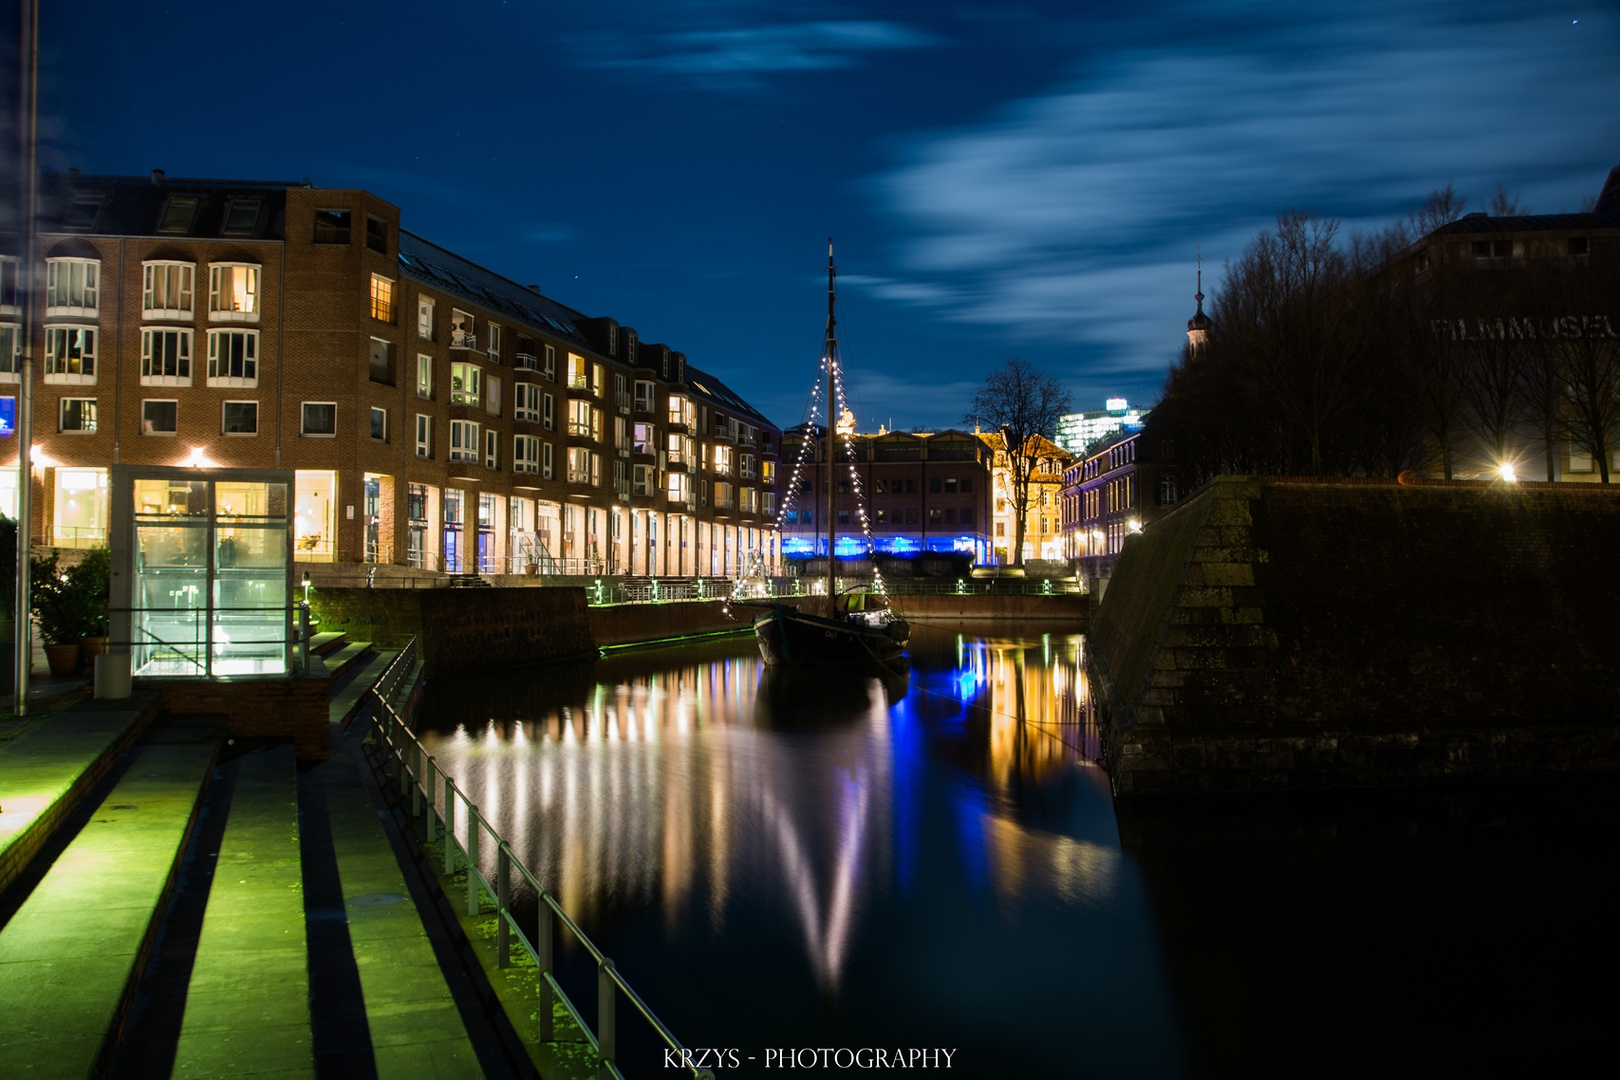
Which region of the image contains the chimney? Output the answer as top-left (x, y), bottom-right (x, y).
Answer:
top-left (151, 169), bottom-right (165, 183)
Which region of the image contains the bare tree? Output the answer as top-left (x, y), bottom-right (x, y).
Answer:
top-left (966, 358), bottom-right (1072, 566)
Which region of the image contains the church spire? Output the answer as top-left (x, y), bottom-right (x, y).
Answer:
top-left (1186, 246), bottom-right (1212, 355)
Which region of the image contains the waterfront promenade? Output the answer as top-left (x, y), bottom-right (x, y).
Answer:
top-left (0, 641), bottom-right (501, 1079)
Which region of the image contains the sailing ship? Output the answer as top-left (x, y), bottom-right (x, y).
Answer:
top-left (753, 244), bottom-right (910, 667)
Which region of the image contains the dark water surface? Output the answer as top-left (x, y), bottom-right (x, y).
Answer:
top-left (417, 623), bottom-right (1618, 1078)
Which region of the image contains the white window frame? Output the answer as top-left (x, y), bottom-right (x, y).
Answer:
top-left (207, 329), bottom-right (259, 387)
top-left (370, 406), bottom-right (388, 443)
top-left (222, 400), bottom-right (259, 436)
top-left (634, 379), bottom-right (654, 412)
top-left (140, 327), bottom-right (193, 386)
top-left (44, 325), bottom-right (97, 384)
top-left (515, 383), bottom-right (541, 423)
top-left (543, 441), bottom-right (554, 480)
top-left (543, 343), bottom-right (556, 381)
top-left (0, 322), bottom-right (20, 379)
top-left (207, 262), bottom-right (261, 322)
top-left (514, 435), bottom-right (541, 474)
top-left (46, 258), bottom-right (99, 316)
top-left (567, 446), bottom-right (591, 484)
top-left (141, 261), bottom-right (194, 319)
top-left (141, 398), bottom-right (178, 436)
top-left (543, 392), bottom-right (555, 430)
top-left (60, 397), bottom-right (97, 434)
top-left (568, 398), bottom-right (593, 437)
top-left (416, 414), bottom-right (433, 458)
top-left (301, 401), bottom-right (337, 438)
top-left (418, 296), bottom-right (435, 339)
top-left (450, 309), bottom-right (475, 349)
top-left (487, 323), bottom-right (501, 361)
top-left (417, 354), bottom-right (433, 399)
top-left (449, 419), bottom-right (480, 462)
top-left (484, 428), bottom-right (499, 470)
top-left (450, 361), bottom-right (481, 406)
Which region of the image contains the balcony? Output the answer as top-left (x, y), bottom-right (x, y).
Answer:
top-left (633, 395), bottom-right (654, 415)
top-left (567, 466), bottom-right (592, 485)
top-left (513, 352), bottom-right (538, 370)
top-left (665, 449), bottom-right (689, 470)
top-left (616, 390), bottom-right (631, 415)
top-left (712, 425), bottom-right (733, 442)
top-left (568, 372), bottom-right (591, 392)
top-left (450, 329), bottom-right (478, 350)
top-left (737, 432), bottom-right (757, 448)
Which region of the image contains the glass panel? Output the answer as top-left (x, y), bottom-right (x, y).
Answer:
top-left (132, 479), bottom-right (211, 676)
top-left (294, 471), bottom-right (336, 562)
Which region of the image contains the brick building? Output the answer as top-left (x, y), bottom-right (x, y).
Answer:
top-left (0, 172), bottom-right (781, 578)
top-left (777, 426), bottom-right (992, 561)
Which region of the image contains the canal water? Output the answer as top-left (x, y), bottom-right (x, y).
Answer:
top-left (416, 622), bottom-right (1619, 1079)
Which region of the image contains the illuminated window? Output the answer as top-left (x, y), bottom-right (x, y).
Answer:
top-left (313, 209), bottom-right (351, 244)
top-left (567, 353), bottom-right (588, 389)
top-left (207, 329), bottom-right (258, 386)
top-left (142, 261), bottom-right (194, 317)
top-left (141, 328), bottom-right (192, 384)
top-left (142, 399), bottom-right (177, 435)
top-left (208, 263), bottom-right (260, 320)
top-left (567, 446), bottom-right (592, 484)
top-left (450, 309), bottom-right (475, 349)
top-left (46, 258), bottom-right (99, 314)
top-left (60, 397), bottom-right (97, 433)
top-left (417, 354), bottom-right (433, 399)
top-left (45, 326), bottom-right (97, 381)
top-left (300, 402), bottom-right (335, 437)
top-left (568, 398), bottom-right (593, 437)
top-left (450, 362), bottom-right (480, 406)
top-left (370, 274), bottom-right (395, 323)
top-left (222, 400), bottom-right (258, 435)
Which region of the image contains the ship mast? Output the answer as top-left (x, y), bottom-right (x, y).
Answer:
top-left (823, 240), bottom-right (837, 608)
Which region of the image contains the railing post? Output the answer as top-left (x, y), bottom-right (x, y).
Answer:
top-left (597, 958), bottom-right (617, 1079)
top-left (444, 786), bottom-right (456, 875)
top-left (497, 844), bottom-right (511, 968)
top-left (411, 745), bottom-right (422, 818)
top-left (538, 898), bottom-right (555, 1043)
top-left (466, 813), bottom-right (480, 915)
top-left (425, 756), bottom-right (437, 837)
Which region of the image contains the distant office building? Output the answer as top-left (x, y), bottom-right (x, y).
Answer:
top-left (1054, 398), bottom-right (1147, 457)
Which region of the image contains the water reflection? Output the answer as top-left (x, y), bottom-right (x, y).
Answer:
top-left (418, 625), bottom-right (1176, 1076)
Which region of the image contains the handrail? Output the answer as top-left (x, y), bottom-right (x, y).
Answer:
top-left (365, 642), bottom-right (713, 1080)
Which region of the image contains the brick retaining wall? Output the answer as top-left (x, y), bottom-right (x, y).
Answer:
top-left (153, 675), bottom-right (332, 763)
top-left (1090, 477), bottom-right (1620, 794)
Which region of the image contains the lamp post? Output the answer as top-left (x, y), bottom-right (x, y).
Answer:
top-left (13, 0), bottom-right (40, 715)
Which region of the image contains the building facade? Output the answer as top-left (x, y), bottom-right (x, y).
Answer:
top-left (0, 172), bottom-right (782, 578)
top-left (1054, 398), bottom-right (1148, 458)
top-left (976, 432), bottom-right (1073, 565)
top-left (777, 427), bottom-right (992, 562)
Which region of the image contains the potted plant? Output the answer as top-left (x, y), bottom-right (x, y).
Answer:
top-left (31, 551), bottom-right (90, 677)
top-left (73, 546), bottom-right (111, 663)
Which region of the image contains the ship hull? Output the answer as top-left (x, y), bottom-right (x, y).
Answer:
top-left (753, 605), bottom-right (908, 667)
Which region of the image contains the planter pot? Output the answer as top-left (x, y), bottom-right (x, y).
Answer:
top-left (82, 635), bottom-right (110, 661)
top-left (44, 642), bottom-right (82, 677)
top-left (524, 564), bottom-right (538, 575)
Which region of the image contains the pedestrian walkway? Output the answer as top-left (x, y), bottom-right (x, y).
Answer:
top-left (0, 721), bottom-right (218, 1078)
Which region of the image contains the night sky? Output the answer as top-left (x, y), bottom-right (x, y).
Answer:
top-left (15, 0), bottom-right (1620, 431)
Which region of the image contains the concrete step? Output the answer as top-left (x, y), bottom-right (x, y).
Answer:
top-left (308, 632), bottom-right (348, 658)
top-left (0, 727), bottom-right (219, 1078)
top-left (0, 694), bottom-right (162, 897)
top-left (323, 640), bottom-right (376, 682)
top-left (168, 745), bottom-right (313, 1078)
top-left (330, 650), bottom-right (398, 731)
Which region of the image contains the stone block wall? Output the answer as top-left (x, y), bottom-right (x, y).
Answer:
top-left (153, 675), bottom-right (332, 763)
top-left (1090, 477), bottom-right (1620, 793)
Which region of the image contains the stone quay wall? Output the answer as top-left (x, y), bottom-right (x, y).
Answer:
top-left (1089, 476), bottom-right (1620, 794)
top-left (310, 587), bottom-right (597, 676)
top-left (588, 600), bottom-right (748, 648)
top-left (894, 592), bottom-right (1088, 623)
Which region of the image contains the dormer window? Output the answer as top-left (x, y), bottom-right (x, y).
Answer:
top-left (156, 197), bottom-right (198, 235)
top-left (62, 195), bottom-right (103, 231)
top-left (221, 199), bottom-right (262, 238)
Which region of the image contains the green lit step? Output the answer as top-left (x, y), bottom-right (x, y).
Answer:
top-left (0, 736), bottom-right (218, 1078)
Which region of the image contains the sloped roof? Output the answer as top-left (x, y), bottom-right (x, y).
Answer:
top-left (397, 230), bottom-right (588, 343)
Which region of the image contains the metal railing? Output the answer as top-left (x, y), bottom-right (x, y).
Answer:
top-left (365, 643), bottom-right (713, 1080)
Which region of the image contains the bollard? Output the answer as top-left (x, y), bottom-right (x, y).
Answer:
top-left (497, 845), bottom-right (512, 967)
top-left (466, 813), bottom-right (480, 915)
top-left (538, 899), bottom-right (555, 1043)
top-left (598, 958), bottom-right (617, 1079)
